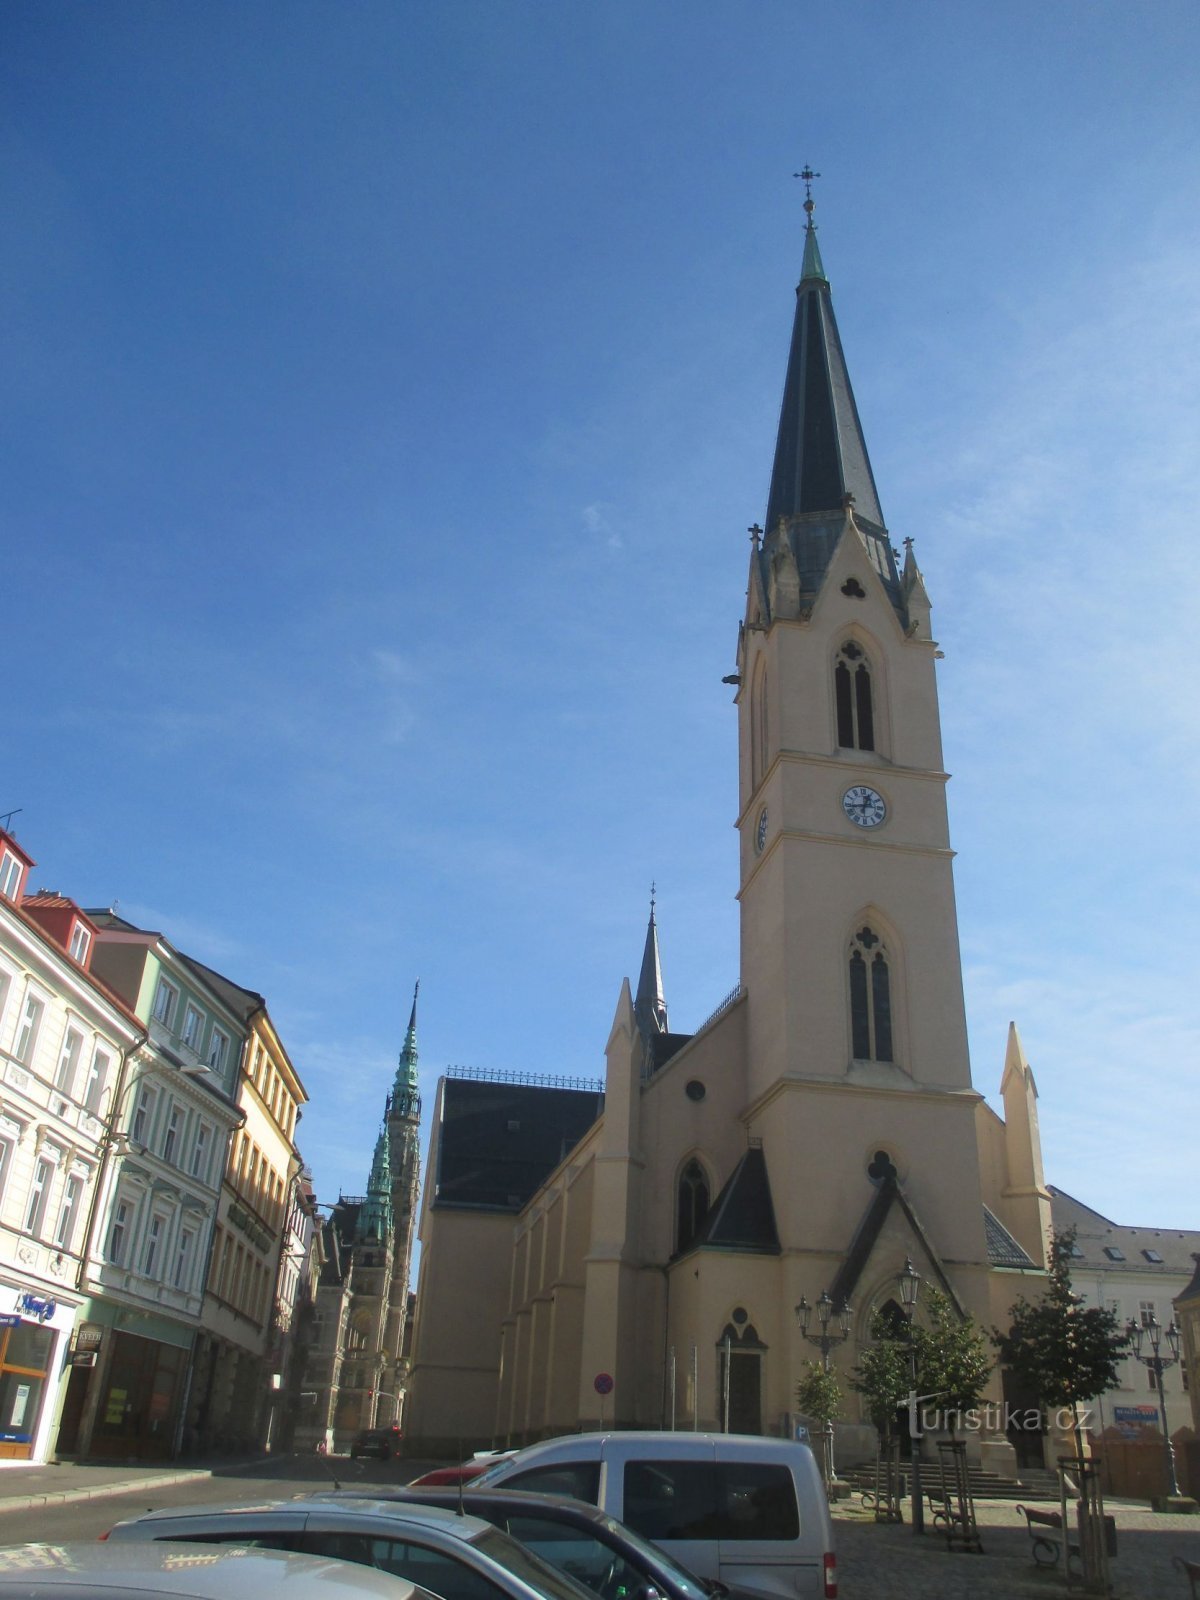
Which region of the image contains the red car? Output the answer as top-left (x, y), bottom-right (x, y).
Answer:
top-left (409, 1449), bottom-right (514, 1486)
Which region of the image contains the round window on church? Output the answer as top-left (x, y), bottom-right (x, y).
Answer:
top-left (685, 1080), bottom-right (706, 1102)
top-left (867, 1149), bottom-right (899, 1184)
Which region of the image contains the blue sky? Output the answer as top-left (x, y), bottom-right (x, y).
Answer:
top-left (4, 1), bottom-right (1197, 1234)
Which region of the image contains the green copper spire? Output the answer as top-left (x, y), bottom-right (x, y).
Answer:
top-left (357, 1117), bottom-right (395, 1242)
top-left (391, 980), bottom-right (421, 1122)
top-left (796, 165), bottom-right (827, 284)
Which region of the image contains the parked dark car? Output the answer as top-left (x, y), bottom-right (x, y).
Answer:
top-left (351, 1425), bottom-right (402, 1460)
top-left (323, 1486), bottom-right (727, 1600)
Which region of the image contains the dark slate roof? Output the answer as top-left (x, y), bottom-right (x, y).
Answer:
top-left (693, 1146), bottom-right (780, 1255)
top-left (827, 1174), bottom-right (965, 1316)
top-left (178, 952), bottom-right (264, 1024)
top-left (434, 1079), bottom-right (603, 1211)
top-left (765, 228), bottom-right (884, 533)
top-left (648, 1032), bottom-right (693, 1073)
top-left (983, 1206), bottom-right (1037, 1269)
top-left (759, 222), bottom-right (903, 619)
top-left (1049, 1187), bottom-right (1200, 1276)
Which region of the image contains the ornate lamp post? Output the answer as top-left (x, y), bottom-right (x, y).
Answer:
top-left (1125, 1314), bottom-right (1183, 1501)
top-left (794, 1291), bottom-right (852, 1486)
top-left (898, 1256), bottom-right (924, 1535)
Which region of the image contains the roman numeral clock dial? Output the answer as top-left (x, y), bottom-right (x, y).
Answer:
top-left (842, 785), bottom-right (887, 828)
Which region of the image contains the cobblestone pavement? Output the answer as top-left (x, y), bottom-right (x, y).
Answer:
top-left (832, 1497), bottom-right (1200, 1598)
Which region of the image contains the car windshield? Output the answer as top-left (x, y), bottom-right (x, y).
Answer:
top-left (471, 1526), bottom-right (598, 1600)
top-left (586, 1514), bottom-right (709, 1600)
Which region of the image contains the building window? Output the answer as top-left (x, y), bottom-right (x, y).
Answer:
top-left (181, 1004), bottom-right (203, 1050)
top-left (190, 1122), bottom-right (211, 1181)
top-left (107, 1198), bottom-right (132, 1264)
top-left (676, 1159), bottom-right (710, 1254)
top-left (82, 1046), bottom-right (111, 1113)
top-left (1140, 1301), bottom-right (1156, 1328)
top-left (1142, 1249), bottom-right (1164, 1264)
top-left (143, 1213), bottom-right (166, 1277)
top-left (208, 1027), bottom-right (229, 1075)
top-left (131, 1083), bottom-right (157, 1145)
top-left (54, 1172), bottom-right (84, 1250)
top-left (163, 1103), bottom-right (183, 1164)
top-left (173, 1227), bottom-right (195, 1290)
top-left (152, 979), bottom-right (178, 1026)
top-left (24, 1156), bottom-right (55, 1236)
top-left (14, 994), bottom-right (45, 1064)
top-left (0, 1133), bottom-right (14, 1205)
top-left (0, 852), bottom-right (22, 900)
top-left (0, 967), bottom-right (12, 1029)
top-left (1104, 1246), bottom-right (1126, 1262)
top-left (68, 922), bottom-right (91, 963)
top-left (849, 924), bottom-right (894, 1061)
top-left (55, 1026), bottom-right (84, 1093)
top-left (835, 641), bottom-right (875, 751)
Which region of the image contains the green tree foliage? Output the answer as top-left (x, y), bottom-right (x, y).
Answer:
top-left (993, 1227), bottom-right (1130, 1454)
top-left (915, 1287), bottom-right (993, 1434)
top-left (850, 1312), bottom-right (911, 1436)
top-left (794, 1361), bottom-right (843, 1429)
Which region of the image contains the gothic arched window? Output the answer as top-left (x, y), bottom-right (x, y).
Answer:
top-left (676, 1159), bottom-right (710, 1254)
top-left (849, 924), bottom-right (894, 1062)
top-left (835, 641), bottom-right (875, 751)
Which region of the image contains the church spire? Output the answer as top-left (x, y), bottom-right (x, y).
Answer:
top-left (357, 1117), bottom-right (395, 1242)
top-left (764, 173), bottom-right (886, 537)
top-left (391, 981), bottom-right (420, 1120)
top-left (634, 888), bottom-right (668, 1040)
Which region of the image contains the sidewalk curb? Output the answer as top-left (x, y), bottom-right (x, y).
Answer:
top-left (0, 1461), bottom-right (265, 1518)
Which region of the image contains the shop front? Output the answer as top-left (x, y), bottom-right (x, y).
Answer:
top-left (54, 1302), bottom-right (194, 1462)
top-left (0, 1285), bottom-right (76, 1462)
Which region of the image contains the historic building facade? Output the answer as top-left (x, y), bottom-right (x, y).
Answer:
top-left (404, 198), bottom-right (1059, 1465)
top-left (296, 988), bottom-right (421, 1453)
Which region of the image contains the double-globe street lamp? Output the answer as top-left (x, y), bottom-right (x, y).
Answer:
top-left (898, 1257), bottom-right (924, 1536)
top-left (1124, 1313), bottom-right (1184, 1502)
top-left (794, 1292), bottom-right (852, 1486)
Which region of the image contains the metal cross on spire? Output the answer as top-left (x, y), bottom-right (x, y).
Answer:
top-left (794, 164), bottom-right (821, 225)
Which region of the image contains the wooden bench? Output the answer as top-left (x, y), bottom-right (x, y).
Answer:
top-left (1176, 1555), bottom-right (1200, 1599)
top-left (1016, 1503), bottom-right (1078, 1569)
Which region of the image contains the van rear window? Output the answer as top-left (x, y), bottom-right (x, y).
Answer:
top-left (503, 1462), bottom-right (602, 1503)
top-left (622, 1462), bottom-right (798, 1543)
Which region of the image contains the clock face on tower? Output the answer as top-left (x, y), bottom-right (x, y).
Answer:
top-left (842, 785), bottom-right (887, 829)
top-left (756, 807), bottom-right (769, 853)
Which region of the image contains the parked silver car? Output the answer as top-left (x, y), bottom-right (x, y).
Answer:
top-left (103, 1497), bottom-right (600, 1600)
top-left (0, 1542), bottom-right (434, 1600)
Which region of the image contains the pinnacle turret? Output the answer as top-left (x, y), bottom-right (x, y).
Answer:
top-left (357, 1118), bottom-right (395, 1242)
top-left (634, 891), bottom-right (668, 1041)
top-left (390, 980), bottom-right (421, 1121)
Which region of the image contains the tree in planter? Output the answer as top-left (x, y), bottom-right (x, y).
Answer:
top-left (794, 1361), bottom-right (843, 1487)
top-left (850, 1312), bottom-right (911, 1439)
top-left (914, 1287), bottom-right (993, 1437)
top-left (993, 1226), bottom-right (1130, 1460)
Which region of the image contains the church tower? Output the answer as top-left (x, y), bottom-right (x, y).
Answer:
top-left (384, 983), bottom-right (422, 1412)
top-left (734, 176), bottom-right (991, 1318)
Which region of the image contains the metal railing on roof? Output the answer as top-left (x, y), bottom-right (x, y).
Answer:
top-left (446, 1065), bottom-right (605, 1093)
top-left (696, 982), bottom-right (743, 1034)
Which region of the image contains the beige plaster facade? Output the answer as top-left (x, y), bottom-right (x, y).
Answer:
top-left (405, 219), bottom-right (1055, 1463)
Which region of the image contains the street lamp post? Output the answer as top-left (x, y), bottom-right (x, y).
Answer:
top-left (794, 1291), bottom-right (852, 1487)
top-left (898, 1257), bottom-right (924, 1536)
top-left (1125, 1314), bottom-right (1183, 1501)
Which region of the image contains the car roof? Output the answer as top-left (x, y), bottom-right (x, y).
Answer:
top-left (0, 1542), bottom-right (431, 1600)
top-left (329, 1487), bottom-right (614, 1525)
top-left (110, 1497), bottom-right (496, 1545)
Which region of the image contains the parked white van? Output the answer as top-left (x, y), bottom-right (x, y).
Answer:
top-left (473, 1432), bottom-right (837, 1600)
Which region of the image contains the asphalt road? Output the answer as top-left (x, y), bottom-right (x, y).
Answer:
top-left (0, 1453), bottom-right (441, 1545)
